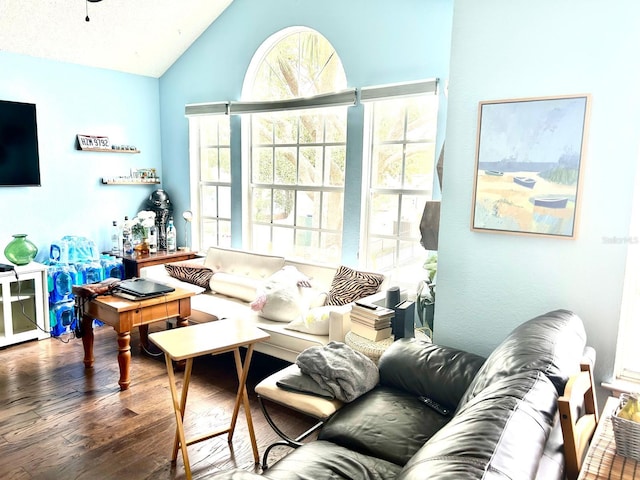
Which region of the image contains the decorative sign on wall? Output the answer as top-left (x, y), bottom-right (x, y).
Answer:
top-left (77, 134), bottom-right (111, 150)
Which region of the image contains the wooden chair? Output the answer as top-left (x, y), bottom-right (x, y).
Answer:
top-left (558, 362), bottom-right (599, 480)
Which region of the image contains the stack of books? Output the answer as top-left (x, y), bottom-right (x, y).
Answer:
top-left (350, 302), bottom-right (395, 341)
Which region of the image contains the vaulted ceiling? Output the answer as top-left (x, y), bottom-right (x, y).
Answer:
top-left (0, 0), bottom-right (233, 78)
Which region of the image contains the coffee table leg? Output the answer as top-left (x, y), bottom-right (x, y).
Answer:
top-left (81, 314), bottom-right (94, 368)
top-left (231, 346), bottom-right (260, 464)
top-left (116, 332), bottom-right (131, 391)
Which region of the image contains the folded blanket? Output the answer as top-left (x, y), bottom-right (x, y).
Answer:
top-left (296, 341), bottom-right (379, 402)
top-left (276, 365), bottom-right (336, 399)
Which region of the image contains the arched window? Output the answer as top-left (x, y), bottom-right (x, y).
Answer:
top-left (242, 28), bottom-right (348, 263)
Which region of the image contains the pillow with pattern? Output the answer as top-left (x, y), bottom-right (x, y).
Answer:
top-left (326, 265), bottom-right (384, 306)
top-left (165, 262), bottom-right (214, 289)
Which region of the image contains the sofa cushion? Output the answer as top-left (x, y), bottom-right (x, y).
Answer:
top-left (378, 339), bottom-right (486, 411)
top-left (260, 440), bottom-right (403, 480)
top-left (457, 309), bottom-right (587, 410)
top-left (164, 261), bottom-right (213, 289)
top-left (318, 386), bottom-right (452, 466)
top-left (398, 371), bottom-right (558, 480)
top-left (326, 265), bottom-right (385, 306)
top-left (204, 246), bottom-right (285, 280)
top-left (285, 305), bottom-right (333, 335)
top-left (209, 272), bottom-right (261, 302)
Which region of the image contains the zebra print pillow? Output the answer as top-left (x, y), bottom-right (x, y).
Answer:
top-left (326, 265), bottom-right (384, 306)
top-left (165, 262), bottom-right (214, 289)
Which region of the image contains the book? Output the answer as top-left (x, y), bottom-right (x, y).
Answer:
top-left (350, 311), bottom-right (392, 329)
top-left (351, 315), bottom-right (391, 330)
top-left (350, 321), bottom-right (393, 342)
top-left (351, 303), bottom-right (395, 320)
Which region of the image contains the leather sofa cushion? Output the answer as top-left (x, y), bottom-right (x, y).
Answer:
top-left (378, 338), bottom-right (486, 411)
top-left (458, 309), bottom-right (586, 410)
top-left (318, 386), bottom-right (452, 466)
top-left (261, 440), bottom-right (402, 480)
top-left (399, 370), bottom-right (558, 480)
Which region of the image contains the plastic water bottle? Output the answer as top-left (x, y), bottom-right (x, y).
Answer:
top-left (110, 220), bottom-right (120, 254)
top-left (166, 219), bottom-right (176, 252)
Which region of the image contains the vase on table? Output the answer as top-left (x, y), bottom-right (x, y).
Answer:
top-left (4, 234), bottom-right (38, 266)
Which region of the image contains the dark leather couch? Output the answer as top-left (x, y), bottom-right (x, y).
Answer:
top-left (212, 309), bottom-right (588, 479)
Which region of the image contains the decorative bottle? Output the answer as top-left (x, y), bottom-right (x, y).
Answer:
top-left (166, 219), bottom-right (176, 253)
top-left (122, 216), bottom-right (133, 254)
top-left (110, 220), bottom-right (120, 254)
top-left (149, 226), bottom-right (158, 254)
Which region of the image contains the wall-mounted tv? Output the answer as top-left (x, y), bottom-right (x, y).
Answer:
top-left (0, 100), bottom-right (41, 187)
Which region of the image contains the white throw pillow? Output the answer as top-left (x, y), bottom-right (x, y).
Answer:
top-left (251, 266), bottom-right (317, 322)
top-left (285, 306), bottom-right (333, 335)
top-left (209, 272), bottom-right (261, 302)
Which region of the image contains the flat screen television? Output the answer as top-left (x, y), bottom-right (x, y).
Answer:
top-left (0, 100), bottom-right (41, 187)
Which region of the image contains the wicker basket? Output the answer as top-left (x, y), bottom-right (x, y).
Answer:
top-left (611, 393), bottom-right (640, 462)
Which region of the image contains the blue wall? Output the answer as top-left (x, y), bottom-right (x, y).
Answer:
top-left (0, 52), bottom-right (161, 260)
top-left (437, 0), bottom-right (640, 394)
top-left (159, 0), bottom-right (454, 257)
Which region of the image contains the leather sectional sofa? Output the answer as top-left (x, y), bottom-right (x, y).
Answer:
top-left (210, 309), bottom-right (589, 479)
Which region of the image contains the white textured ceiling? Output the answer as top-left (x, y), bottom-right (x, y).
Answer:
top-left (0, 0), bottom-right (233, 78)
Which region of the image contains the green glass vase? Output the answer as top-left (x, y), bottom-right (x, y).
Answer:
top-left (4, 234), bottom-right (38, 266)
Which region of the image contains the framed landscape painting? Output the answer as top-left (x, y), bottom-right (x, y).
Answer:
top-left (471, 94), bottom-right (590, 238)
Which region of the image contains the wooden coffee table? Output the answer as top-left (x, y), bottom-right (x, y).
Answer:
top-left (80, 287), bottom-right (194, 390)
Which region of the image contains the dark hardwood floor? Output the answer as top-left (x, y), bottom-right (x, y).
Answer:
top-left (0, 323), bottom-right (317, 479)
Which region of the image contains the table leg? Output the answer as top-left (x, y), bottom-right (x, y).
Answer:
top-left (138, 324), bottom-right (150, 351)
top-left (167, 355), bottom-right (194, 480)
top-left (231, 346), bottom-right (260, 464)
top-left (81, 314), bottom-right (95, 368)
top-left (116, 332), bottom-right (131, 391)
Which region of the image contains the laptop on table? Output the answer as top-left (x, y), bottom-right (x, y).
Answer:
top-left (113, 278), bottom-right (175, 301)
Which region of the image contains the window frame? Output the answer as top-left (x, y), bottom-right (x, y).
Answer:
top-left (359, 87), bottom-right (440, 289)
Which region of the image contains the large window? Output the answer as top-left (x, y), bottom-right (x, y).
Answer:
top-left (186, 26), bottom-right (442, 294)
top-left (243, 28), bottom-right (348, 264)
top-left (188, 115), bottom-right (231, 250)
top-left (249, 107), bottom-right (346, 262)
top-left (361, 90), bottom-right (439, 289)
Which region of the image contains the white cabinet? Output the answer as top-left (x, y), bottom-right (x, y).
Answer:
top-left (0, 262), bottom-right (49, 347)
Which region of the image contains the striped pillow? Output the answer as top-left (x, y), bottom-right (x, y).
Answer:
top-left (326, 265), bottom-right (384, 306)
top-left (165, 262), bottom-right (214, 289)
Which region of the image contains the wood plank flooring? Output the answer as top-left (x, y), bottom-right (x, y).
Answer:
top-left (0, 323), bottom-right (317, 479)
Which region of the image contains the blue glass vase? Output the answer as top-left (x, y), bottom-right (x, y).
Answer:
top-left (4, 234), bottom-right (38, 266)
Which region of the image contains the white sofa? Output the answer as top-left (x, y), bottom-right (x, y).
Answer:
top-left (139, 246), bottom-right (386, 363)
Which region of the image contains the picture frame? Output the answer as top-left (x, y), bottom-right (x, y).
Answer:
top-left (471, 94), bottom-right (590, 238)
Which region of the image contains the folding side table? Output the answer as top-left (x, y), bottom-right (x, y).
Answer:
top-left (149, 319), bottom-right (270, 480)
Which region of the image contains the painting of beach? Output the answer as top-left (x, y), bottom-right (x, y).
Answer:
top-left (471, 95), bottom-right (590, 238)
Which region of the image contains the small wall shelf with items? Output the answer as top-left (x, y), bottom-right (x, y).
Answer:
top-left (0, 262), bottom-right (49, 347)
top-left (76, 134), bottom-right (139, 153)
top-left (102, 178), bottom-right (161, 185)
top-left (102, 168), bottom-right (160, 185)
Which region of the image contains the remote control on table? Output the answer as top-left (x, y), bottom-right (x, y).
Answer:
top-left (354, 301), bottom-right (378, 310)
top-left (419, 396), bottom-right (451, 416)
